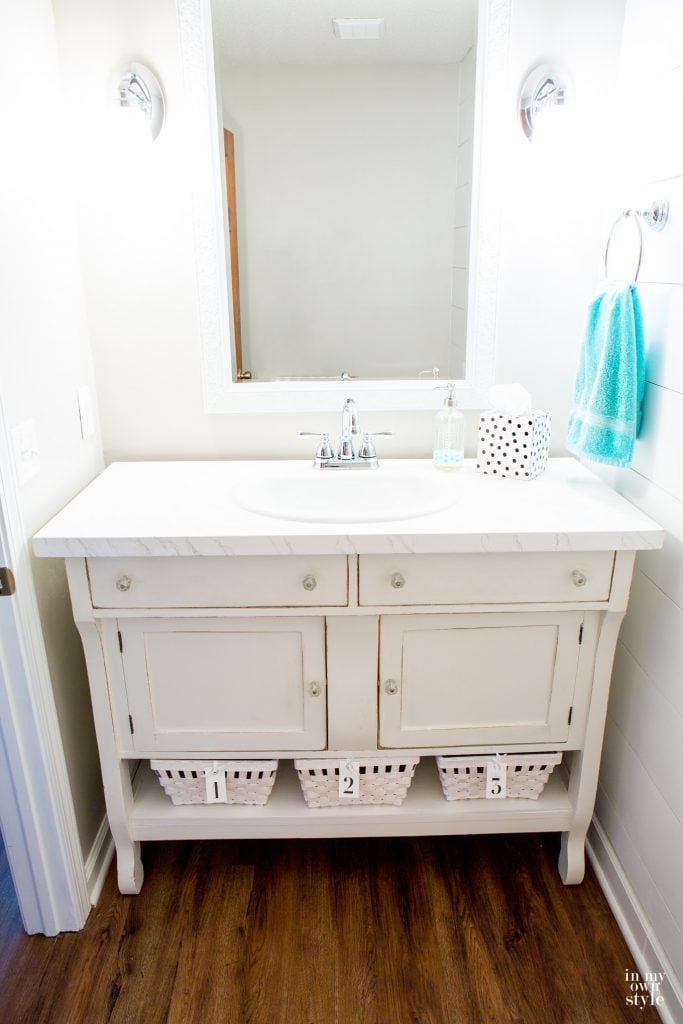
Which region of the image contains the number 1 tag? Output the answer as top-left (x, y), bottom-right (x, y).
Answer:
top-left (485, 759), bottom-right (507, 799)
top-left (205, 763), bottom-right (228, 803)
top-left (339, 760), bottom-right (360, 799)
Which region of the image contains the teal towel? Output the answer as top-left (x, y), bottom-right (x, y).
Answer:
top-left (566, 284), bottom-right (644, 467)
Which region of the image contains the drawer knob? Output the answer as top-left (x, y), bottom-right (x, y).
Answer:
top-left (115, 575), bottom-right (132, 593)
top-left (390, 572), bottom-right (406, 590)
top-left (384, 678), bottom-right (399, 695)
top-left (302, 574), bottom-right (317, 592)
top-left (308, 681), bottom-right (322, 697)
top-left (571, 570), bottom-right (587, 588)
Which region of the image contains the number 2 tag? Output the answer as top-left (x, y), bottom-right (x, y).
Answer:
top-left (485, 759), bottom-right (507, 799)
top-left (339, 760), bottom-right (360, 799)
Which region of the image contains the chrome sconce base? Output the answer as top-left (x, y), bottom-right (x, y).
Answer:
top-left (519, 63), bottom-right (567, 141)
top-left (116, 62), bottom-right (165, 141)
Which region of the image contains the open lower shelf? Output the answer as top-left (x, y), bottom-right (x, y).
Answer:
top-left (130, 760), bottom-right (573, 841)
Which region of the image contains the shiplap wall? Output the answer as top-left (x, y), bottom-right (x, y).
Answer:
top-left (590, 1), bottom-right (683, 1019)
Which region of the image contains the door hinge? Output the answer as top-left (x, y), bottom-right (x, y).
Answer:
top-left (568, 706), bottom-right (573, 726)
top-left (118, 630), bottom-right (123, 653)
top-left (128, 714), bottom-right (134, 734)
top-left (0, 567), bottom-right (16, 596)
top-left (578, 623), bottom-right (584, 645)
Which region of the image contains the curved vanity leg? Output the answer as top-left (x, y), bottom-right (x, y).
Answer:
top-left (116, 840), bottom-right (144, 895)
top-left (66, 560), bottom-right (146, 895)
top-left (559, 829), bottom-right (586, 885)
top-left (557, 561), bottom-right (634, 885)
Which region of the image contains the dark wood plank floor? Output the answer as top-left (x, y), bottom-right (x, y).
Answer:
top-left (0, 833), bottom-right (659, 1024)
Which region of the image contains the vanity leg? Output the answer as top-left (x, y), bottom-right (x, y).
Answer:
top-left (115, 839), bottom-right (144, 895)
top-left (557, 566), bottom-right (633, 885)
top-left (558, 829), bottom-right (586, 884)
top-left (66, 561), bottom-right (146, 894)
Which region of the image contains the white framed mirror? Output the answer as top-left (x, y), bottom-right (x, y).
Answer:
top-left (176, 0), bottom-right (509, 412)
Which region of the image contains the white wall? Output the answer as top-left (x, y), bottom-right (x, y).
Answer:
top-left (53, 0), bottom-right (626, 463)
top-left (0, 0), bottom-right (105, 859)
top-left (589, 1), bottom-right (683, 1016)
top-left (220, 62), bottom-right (460, 381)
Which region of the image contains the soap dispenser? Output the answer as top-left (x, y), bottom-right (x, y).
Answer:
top-left (433, 382), bottom-right (464, 471)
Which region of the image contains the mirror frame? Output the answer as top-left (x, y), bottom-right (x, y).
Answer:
top-left (176, 0), bottom-right (510, 412)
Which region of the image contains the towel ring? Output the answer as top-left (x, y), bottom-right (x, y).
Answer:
top-left (603, 199), bottom-right (669, 282)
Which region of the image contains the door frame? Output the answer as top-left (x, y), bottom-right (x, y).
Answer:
top-left (0, 393), bottom-right (89, 933)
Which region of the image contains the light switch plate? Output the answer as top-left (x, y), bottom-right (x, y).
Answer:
top-left (77, 386), bottom-right (95, 441)
top-left (11, 419), bottom-right (40, 485)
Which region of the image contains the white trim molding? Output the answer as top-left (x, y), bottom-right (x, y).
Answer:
top-left (0, 394), bottom-right (90, 934)
top-left (177, 0), bottom-right (508, 413)
top-left (587, 815), bottom-right (682, 1024)
top-left (84, 815), bottom-right (114, 907)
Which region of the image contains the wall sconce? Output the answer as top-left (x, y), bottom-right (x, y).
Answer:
top-left (519, 64), bottom-right (567, 141)
top-left (116, 63), bottom-right (165, 141)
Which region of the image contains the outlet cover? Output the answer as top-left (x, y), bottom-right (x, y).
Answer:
top-left (11, 419), bottom-right (40, 485)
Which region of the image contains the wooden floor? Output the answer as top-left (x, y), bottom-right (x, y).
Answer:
top-left (0, 831), bottom-right (659, 1024)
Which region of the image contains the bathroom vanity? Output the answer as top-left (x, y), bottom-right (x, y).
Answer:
top-left (34, 459), bottom-right (662, 894)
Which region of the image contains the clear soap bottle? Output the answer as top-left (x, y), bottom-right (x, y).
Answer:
top-left (433, 382), bottom-right (464, 471)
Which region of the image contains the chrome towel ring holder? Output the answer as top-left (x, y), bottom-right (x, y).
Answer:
top-left (604, 199), bottom-right (669, 282)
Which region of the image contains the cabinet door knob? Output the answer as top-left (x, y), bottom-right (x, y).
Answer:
top-left (302, 574), bottom-right (317, 592)
top-left (308, 681), bottom-right (322, 697)
top-left (390, 572), bottom-right (406, 590)
top-left (571, 570), bottom-right (587, 588)
top-left (384, 678), bottom-right (398, 695)
top-left (115, 575), bottom-right (132, 593)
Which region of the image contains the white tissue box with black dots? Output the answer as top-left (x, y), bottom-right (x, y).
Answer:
top-left (476, 410), bottom-right (551, 479)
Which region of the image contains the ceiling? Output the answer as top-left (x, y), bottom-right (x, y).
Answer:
top-left (211, 0), bottom-right (477, 65)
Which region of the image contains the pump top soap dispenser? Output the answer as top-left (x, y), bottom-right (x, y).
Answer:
top-left (433, 382), bottom-right (464, 471)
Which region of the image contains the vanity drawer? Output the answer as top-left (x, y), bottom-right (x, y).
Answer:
top-left (87, 555), bottom-right (348, 609)
top-left (358, 552), bottom-right (614, 606)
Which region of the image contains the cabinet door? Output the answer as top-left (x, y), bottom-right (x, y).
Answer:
top-left (379, 612), bottom-right (583, 747)
top-left (118, 617), bottom-right (326, 751)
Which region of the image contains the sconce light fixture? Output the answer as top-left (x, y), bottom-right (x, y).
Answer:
top-left (117, 63), bottom-right (165, 141)
top-left (519, 64), bottom-right (567, 141)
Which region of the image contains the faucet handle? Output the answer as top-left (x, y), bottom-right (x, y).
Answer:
top-left (358, 430), bottom-right (393, 460)
top-left (299, 431), bottom-right (334, 463)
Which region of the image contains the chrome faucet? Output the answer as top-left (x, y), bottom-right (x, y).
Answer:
top-left (338, 398), bottom-right (360, 460)
top-left (300, 398), bottom-right (392, 469)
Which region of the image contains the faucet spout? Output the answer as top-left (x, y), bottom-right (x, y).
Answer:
top-left (341, 398), bottom-right (360, 440)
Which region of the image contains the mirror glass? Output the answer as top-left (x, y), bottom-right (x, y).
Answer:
top-left (210, 0), bottom-right (478, 383)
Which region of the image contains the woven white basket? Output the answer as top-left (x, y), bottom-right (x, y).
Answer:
top-left (436, 753), bottom-right (561, 801)
top-left (151, 759), bottom-right (278, 806)
top-left (294, 757), bottom-right (420, 807)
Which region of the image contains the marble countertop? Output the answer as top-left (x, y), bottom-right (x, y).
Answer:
top-left (33, 458), bottom-right (664, 558)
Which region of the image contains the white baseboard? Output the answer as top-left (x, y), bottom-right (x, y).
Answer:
top-left (587, 816), bottom-right (682, 1024)
top-left (84, 815), bottom-right (114, 906)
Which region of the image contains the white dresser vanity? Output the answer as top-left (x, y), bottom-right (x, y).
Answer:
top-left (34, 458), bottom-right (662, 894)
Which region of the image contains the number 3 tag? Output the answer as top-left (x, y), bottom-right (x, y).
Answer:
top-left (485, 759), bottom-right (507, 799)
top-left (339, 759), bottom-right (360, 799)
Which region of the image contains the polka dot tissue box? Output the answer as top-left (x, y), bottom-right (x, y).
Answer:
top-left (476, 398), bottom-right (551, 480)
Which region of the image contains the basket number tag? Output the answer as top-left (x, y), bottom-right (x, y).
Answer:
top-left (339, 759), bottom-right (360, 799)
top-left (205, 763), bottom-right (228, 804)
top-left (486, 759), bottom-right (507, 800)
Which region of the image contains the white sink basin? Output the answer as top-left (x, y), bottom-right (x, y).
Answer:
top-left (233, 468), bottom-right (462, 523)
